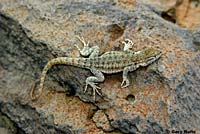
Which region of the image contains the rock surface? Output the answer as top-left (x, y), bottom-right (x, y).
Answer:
top-left (0, 0), bottom-right (199, 134)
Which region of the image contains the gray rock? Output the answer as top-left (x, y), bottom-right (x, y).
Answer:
top-left (0, 1), bottom-right (199, 133)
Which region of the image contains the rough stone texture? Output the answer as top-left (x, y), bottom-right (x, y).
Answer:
top-left (193, 28), bottom-right (200, 47)
top-left (139, 0), bottom-right (200, 30)
top-left (92, 110), bottom-right (113, 132)
top-left (0, 0), bottom-right (199, 134)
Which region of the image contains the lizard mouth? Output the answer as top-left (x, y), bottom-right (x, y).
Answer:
top-left (156, 50), bottom-right (162, 59)
top-left (146, 51), bottom-right (162, 64)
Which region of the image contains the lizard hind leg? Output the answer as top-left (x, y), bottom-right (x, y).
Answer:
top-left (84, 68), bottom-right (105, 101)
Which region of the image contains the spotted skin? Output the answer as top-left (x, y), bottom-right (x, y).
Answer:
top-left (30, 36), bottom-right (162, 101)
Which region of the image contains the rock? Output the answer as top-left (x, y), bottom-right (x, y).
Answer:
top-left (192, 28), bottom-right (200, 46)
top-left (0, 0), bottom-right (199, 133)
top-left (92, 110), bottom-right (113, 132)
top-left (0, 101), bottom-right (75, 134)
top-left (169, 53), bottom-right (200, 130)
top-left (0, 112), bottom-right (17, 134)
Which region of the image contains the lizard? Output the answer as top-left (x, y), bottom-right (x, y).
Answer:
top-left (30, 36), bottom-right (162, 101)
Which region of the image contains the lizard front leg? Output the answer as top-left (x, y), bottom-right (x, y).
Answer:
top-left (121, 65), bottom-right (137, 88)
top-left (84, 68), bottom-right (105, 100)
top-left (75, 36), bottom-right (100, 58)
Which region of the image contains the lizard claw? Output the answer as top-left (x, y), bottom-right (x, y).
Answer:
top-left (75, 44), bottom-right (81, 51)
top-left (84, 82), bottom-right (102, 101)
top-left (121, 79), bottom-right (130, 88)
top-left (124, 39), bottom-right (134, 46)
top-left (76, 35), bottom-right (89, 47)
top-left (122, 39), bottom-right (134, 51)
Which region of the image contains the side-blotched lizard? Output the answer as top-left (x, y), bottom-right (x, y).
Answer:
top-left (31, 36), bottom-right (162, 100)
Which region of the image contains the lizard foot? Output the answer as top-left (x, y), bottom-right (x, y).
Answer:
top-left (121, 39), bottom-right (134, 51)
top-left (75, 35), bottom-right (94, 57)
top-left (121, 79), bottom-right (130, 88)
top-left (84, 82), bottom-right (102, 101)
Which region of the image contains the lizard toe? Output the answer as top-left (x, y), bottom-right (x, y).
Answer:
top-left (121, 79), bottom-right (130, 88)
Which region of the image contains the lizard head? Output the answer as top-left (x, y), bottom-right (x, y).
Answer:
top-left (136, 47), bottom-right (162, 66)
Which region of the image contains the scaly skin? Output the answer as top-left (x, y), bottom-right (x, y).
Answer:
top-left (30, 37), bottom-right (162, 101)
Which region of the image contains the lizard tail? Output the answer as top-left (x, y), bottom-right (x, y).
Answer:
top-left (30, 57), bottom-right (86, 100)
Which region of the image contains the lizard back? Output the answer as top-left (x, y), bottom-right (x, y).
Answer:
top-left (83, 51), bottom-right (135, 73)
top-left (82, 48), bottom-right (162, 73)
